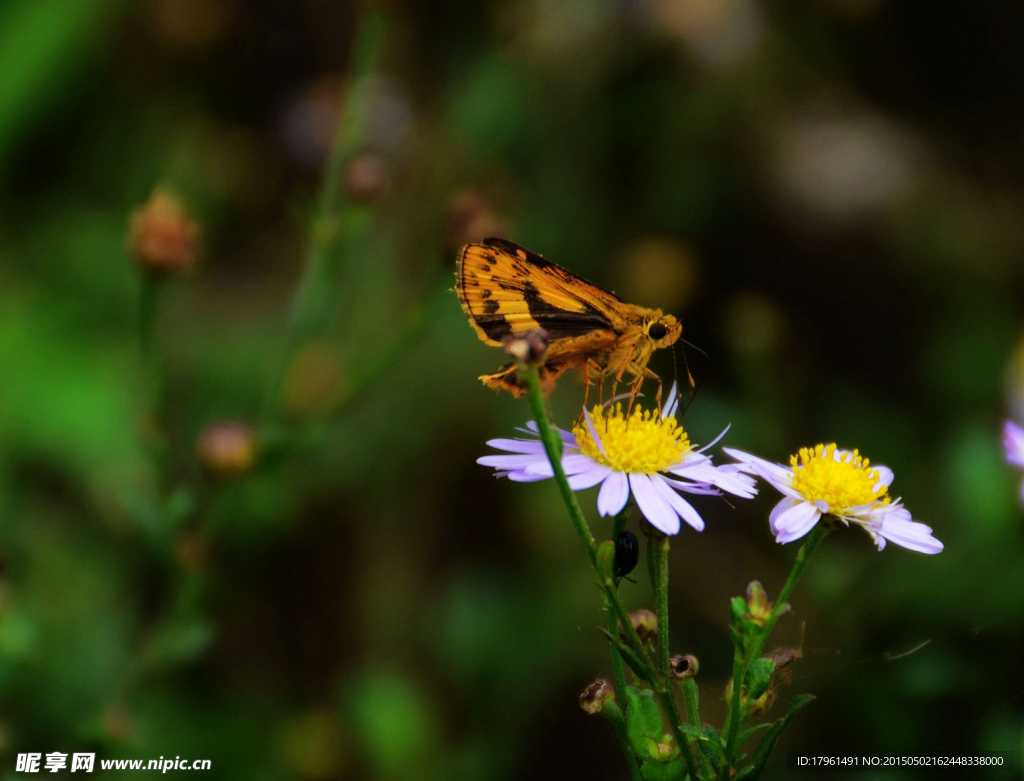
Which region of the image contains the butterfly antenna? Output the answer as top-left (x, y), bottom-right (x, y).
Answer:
top-left (678, 338), bottom-right (709, 417)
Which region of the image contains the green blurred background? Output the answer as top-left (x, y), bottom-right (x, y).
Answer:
top-left (1, 0), bottom-right (1023, 778)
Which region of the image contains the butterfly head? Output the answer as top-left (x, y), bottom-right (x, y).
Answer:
top-left (645, 314), bottom-right (682, 349)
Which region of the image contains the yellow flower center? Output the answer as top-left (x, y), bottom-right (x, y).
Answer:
top-left (788, 443), bottom-right (889, 513)
top-left (573, 403), bottom-right (690, 474)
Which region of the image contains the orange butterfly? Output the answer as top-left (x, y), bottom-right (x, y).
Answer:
top-left (456, 237), bottom-right (683, 402)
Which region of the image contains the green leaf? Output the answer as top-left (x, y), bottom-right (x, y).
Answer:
top-left (736, 721), bottom-right (772, 748)
top-left (744, 658), bottom-right (776, 701)
top-left (735, 695), bottom-right (815, 781)
top-left (625, 687), bottom-right (665, 759)
top-left (700, 724), bottom-right (724, 769)
top-left (639, 758), bottom-right (687, 781)
top-left (730, 596), bottom-right (748, 623)
top-left (599, 628), bottom-right (655, 682)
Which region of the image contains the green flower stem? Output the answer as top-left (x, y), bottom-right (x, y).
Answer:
top-left (656, 689), bottom-right (702, 781)
top-left (654, 536), bottom-right (671, 677)
top-left (137, 273), bottom-right (171, 483)
top-left (721, 523), bottom-right (832, 779)
top-left (522, 369), bottom-right (653, 669)
top-left (524, 368), bottom-right (647, 779)
top-left (265, 7), bottom-right (388, 420)
top-left (749, 524), bottom-right (832, 661)
top-left (608, 508), bottom-right (631, 699)
top-left (679, 672), bottom-right (711, 778)
top-left (651, 534), bottom-right (702, 781)
top-left (608, 507), bottom-right (642, 778)
top-left (139, 274), bottom-right (164, 417)
top-left (602, 701), bottom-right (641, 781)
top-left (720, 650), bottom-right (746, 781)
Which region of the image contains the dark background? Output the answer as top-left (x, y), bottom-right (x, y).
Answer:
top-left (1, 0), bottom-right (1023, 778)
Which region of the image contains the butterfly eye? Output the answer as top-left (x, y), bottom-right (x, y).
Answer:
top-left (613, 531), bottom-right (639, 578)
top-left (648, 322), bottom-right (668, 340)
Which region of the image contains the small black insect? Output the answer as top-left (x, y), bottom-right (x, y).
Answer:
top-left (613, 531), bottom-right (639, 579)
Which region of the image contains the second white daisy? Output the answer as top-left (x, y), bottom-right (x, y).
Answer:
top-left (724, 443), bottom-right (943, 554)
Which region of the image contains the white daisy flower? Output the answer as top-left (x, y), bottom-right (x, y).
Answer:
top-left (1002, 420), bottom-right (1024, 503)
top-left (724, 443), bottom-right (943, 554)
top-left (478, 385), bottom-right (757, 536)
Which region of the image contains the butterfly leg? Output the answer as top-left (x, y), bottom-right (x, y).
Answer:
top-left (611, 347), bottom-right (640, 423)
top-left (576, 363), bottom-right (593, 427)
top-left (618, 372), bottom-right (643, 421)
top-left (652, 374), bottom-right (664, 418)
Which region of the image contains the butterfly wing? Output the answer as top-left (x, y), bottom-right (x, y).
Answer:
top-left (456, 237), bottom-right (625, 350)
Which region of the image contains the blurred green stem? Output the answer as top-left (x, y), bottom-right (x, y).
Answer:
top-left (607, 508), bottom-right (641, 779)
top-left (650, 534), bottom-right (702, 781)
top-left (265, 7), bottom-right (387, 420)
top-left (522, 368), bottom-right (650, 668)
top-left (721, 524), bottom-right (832, 779)
top-left (138, 273), bottom-right (169, 478)
top-left (681, 677), bottom-right (711, 781)
top-left (608, 508), bottom-right (630, 699)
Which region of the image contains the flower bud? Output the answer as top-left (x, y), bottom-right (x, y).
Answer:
top-left (579, 679), bottom-right (615, 715)
top-left (197, 422), bottom-right (258, 477)
top-left (670, 654), bottom-right (698, 680)
top-left (502, 329), bottom-right (548, 366)
top-left (620, 609), bottom-right (658, 643)
top-left (127, 189), bottom-right (200, 276)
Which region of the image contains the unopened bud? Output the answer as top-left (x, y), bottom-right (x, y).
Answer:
top-left (197, 422), bottom-right (258, 477)
top-left (620, 609), bottom-right (658, 643)
top-left (670, 654), bottom-right (698, 680)
top-left (502, 329), bottom-right (548, 366)
top-left (346, 152), bottom-right (390, 202)
top-left (579, 679), bottom-right (615, 714)
top-left (745, 580), bottom-right (772, 624)
top-left (724, 678), bottom-right (775, 719)
top-left (127, 188), bottom-right (200, 275)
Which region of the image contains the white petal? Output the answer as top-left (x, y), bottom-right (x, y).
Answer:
top-left (695, 423), bottom-right (731, 454)
top-left (873, 465), bottom-right (894, 488)
top-left (506, 470), bottom-right (552, 483)
top-left (478, 454), bottom-right (549, 469)
top-left (597, 471), bottom-right (630, 516)
top-left (629, 473), bottom-right (681, 535)
top-left (773, 501), bottom-right (822, 544)
top-left (484, 438), bottom-right (547, 454)
top-left (523, 454), bottom-right (596, 477)
top-left (651, 474), bottom-right (705, 531)
top-left (567, 464), bottom-right (613, 490)
top-left (583, 406), bottom-right (608, 458)
top-left (662, 381), bottom-right (680, 419)
top-left (672, 461), bottom-right (757, 498)
top-left (523, 421), bottom-right (575, 444)
top-left (769, 497), bottom-right (801, 535)
top-left (874, 514), bottom-right (944, 554)
top-left (661, 477), bottom-right (721, 495)
top-left (722, 448), bottom-right (794, 487)
top-left (1005, 421), bottom-right (1024, 467)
